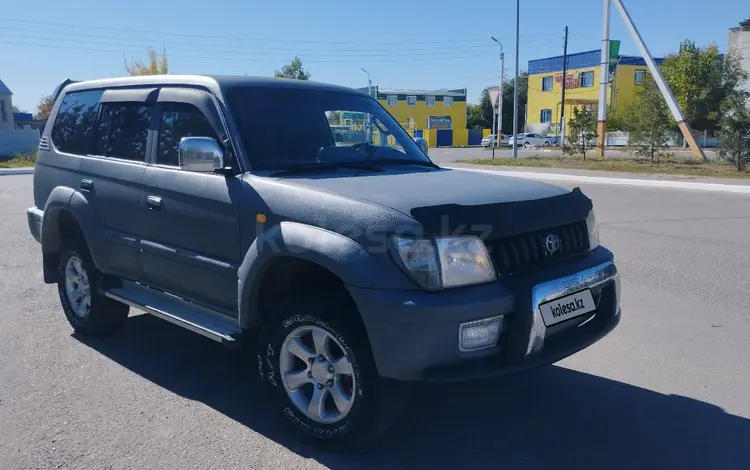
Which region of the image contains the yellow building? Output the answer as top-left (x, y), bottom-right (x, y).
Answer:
top-left (363, 87), bottom-right (467, 132)
top-left (526, 50), bottom-right (663, 135)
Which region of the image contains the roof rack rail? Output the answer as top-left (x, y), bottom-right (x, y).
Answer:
top-left (51, 79), bottom-right (79, 102)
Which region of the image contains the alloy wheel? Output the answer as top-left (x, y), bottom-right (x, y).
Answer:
top-left (279, 325), bottom-right (356, 424)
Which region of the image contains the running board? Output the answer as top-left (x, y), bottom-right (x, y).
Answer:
top-left (102, 281), bottom-right (242, 346)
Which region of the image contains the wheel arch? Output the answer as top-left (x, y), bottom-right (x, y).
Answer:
top-left (238, 221), bottom-right (409, 330)
top-left (40, 186), bottom-right (101, 282)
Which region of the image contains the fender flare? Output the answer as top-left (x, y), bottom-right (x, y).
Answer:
top-left (237, 221), bottom-right (410, 328)
top-left (41, 186), bottom-right (102, 268)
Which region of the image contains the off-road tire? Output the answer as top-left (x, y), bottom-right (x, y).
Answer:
top-left (257, 291), bottom-right (406, 451)
top-left (57, 240), bottom-right (129, 336)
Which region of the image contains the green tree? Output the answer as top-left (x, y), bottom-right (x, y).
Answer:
top-left (564, 106), bottom-right (597, 159)
top-left (125, 47), bottom-right (168, 76)
top-left (660, 41), bottom-right (747, 132)
top-left (474, 73), bottom-right (529, 134)
top-left (466, 103), bottom-right (484, 129)
top-left (274, 56), bottom-right (311, 80)
top-left (717, 94), bottom-right (750, 171)
top-left (627, 74), bottom-right (673, 163)
top-left (498, 73), bottom-right (528, 134)
top-left (35, 94), bottom-right (54, 121)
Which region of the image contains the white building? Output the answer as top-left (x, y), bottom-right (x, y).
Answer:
top-left (0, 79), bottom-right (15, 131)
top-left (0, 78), bottom-right (41, 156)
top-left (728, 18), bottom-right (750, 101)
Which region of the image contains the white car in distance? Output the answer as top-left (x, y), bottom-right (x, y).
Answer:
top-left (508, 133), bottom-right (552, 148)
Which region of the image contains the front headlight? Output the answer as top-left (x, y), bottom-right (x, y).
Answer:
top-left (586, 209), bottom-right (599, 250)
top-left (391, 236), bottom-right (496, 290)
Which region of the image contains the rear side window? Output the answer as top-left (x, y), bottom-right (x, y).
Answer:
top-left (156, 102), bottom-right (218, 167)
top-left (95, 103), bottom-right (152, 161)
top-left (51, 89), bottom-right (103, 155)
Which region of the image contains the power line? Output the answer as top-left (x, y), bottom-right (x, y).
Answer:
top-left (0, 17), bottom-right (562, 46)
top-left (0, 39), bottom-right (507, 63)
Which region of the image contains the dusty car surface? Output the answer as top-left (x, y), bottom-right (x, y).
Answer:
top-left (28, 74), bottom-right (621, 450)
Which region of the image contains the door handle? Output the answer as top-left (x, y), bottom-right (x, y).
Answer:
top-left (146, 195), bottom-right (162, 210)
top-left (80, 179), bottom-right (94, 192)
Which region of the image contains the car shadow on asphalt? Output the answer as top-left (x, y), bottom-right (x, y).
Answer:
top-left (76, 313), bottom-right (749, 470)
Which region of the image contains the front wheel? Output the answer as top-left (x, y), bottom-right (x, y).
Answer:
top-left (543, 141), bottom-right (551, 147)
top-left (258, 292), bottom-right (404, 450)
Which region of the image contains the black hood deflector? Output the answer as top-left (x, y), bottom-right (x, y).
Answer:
top-left (410, 187), bottom-right (593, 240)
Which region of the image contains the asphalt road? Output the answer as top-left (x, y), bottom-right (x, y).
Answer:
top-left (427, 146), bottom-right (718, 165)
top-left (1, 173), bottom-right (749, 470)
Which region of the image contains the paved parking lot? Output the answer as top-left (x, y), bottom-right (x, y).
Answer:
top-left (1, 173), bottom-right (749, 469)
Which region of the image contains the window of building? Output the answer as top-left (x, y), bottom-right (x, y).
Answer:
top-left (51, 89), bottom-right (104, 155)
top-left (542, 76), bottom-right (554, 91)
top-left (156, 102), bottom-right (218, 168)
top-left (0, 100), bottom-right (6, 121)
top-left (95, 102), bottom-right (151, 162)
top-left (540, 109), bottom-right (552, 123)
top-left (443, 96), bottom-right (453, 107)
top-left (634, 69), bottom-right (647, 84)
top-left (425, 96), bottom-right (435, 107)
top-left (387, 95), bottom-right (397, 106)
top-left (406, 95), bottom-right (417, 106)
top-left (405, 117), bottom-right (414, 129)
top-left (580, 71), bottom-right (595, 87)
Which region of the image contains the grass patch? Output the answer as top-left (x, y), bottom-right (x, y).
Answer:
top-left (466, 155), bottom-right (750, 179)
top-left (0, 152), bottom-right (37, 169)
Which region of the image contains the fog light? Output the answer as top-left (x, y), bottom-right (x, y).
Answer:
top-left (459, 316), bottom-right (503, 352)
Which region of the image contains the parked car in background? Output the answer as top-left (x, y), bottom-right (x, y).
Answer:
top-left (508, 133), bottom-right (552, 148)
top-left (481, 134), bottom-right (510, 147)
top-left (481, 134), bottom-right (498, 147)
top-left (413, 136), bottom-right (429, 155)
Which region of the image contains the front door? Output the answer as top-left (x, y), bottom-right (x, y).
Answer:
top-left (138, 88), bottom-right (242, 313)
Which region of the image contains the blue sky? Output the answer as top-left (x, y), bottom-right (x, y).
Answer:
top-left (3, 0), bottom-right (745, 112)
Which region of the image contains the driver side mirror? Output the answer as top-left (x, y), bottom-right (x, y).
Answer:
top-left (178, 137), bottom-right (224, 172)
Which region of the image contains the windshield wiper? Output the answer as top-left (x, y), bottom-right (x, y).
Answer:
top-left (269, 162), bottom-right (383, 177)
top-left (364, 158), bottom-right (440, 169)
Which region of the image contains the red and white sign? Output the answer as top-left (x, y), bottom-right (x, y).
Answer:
top-left (554, 71), bottom-right (581, 89)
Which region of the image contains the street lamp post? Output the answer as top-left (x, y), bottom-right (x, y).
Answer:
top-left (490, 36), bottom-right (504, 154)
top-left (361, 68), bottom-right (373, 143)
top-left (512, 0), bottom-right (520, 158)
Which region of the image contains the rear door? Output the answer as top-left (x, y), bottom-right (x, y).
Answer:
top-left (78, 87), bottom-right (157, 280)
top-left (138, 87), bottom-right (242, 314)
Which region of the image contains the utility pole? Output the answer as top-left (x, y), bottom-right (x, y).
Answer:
top-left (596, 0), bottom-right (611, 157)
top-left (361, 68), bottom-right (373, 143)
top-left (512, 0), bottom-right (520, 158)
top-left (559, 26), bottom-right (569, 145)
top-left (490, 36), bottom-right (505, 158)
top-left (610, 0), bottom-right (706, 161)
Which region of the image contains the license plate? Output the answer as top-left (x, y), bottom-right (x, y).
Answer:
top-left (539, 289), bottom-right (596, 327)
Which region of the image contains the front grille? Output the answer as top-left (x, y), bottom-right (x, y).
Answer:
top-left (485, 220), bottom-right (589, 276)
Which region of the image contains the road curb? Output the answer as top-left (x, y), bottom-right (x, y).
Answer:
top-left (449, 166), bottom-right (750, 194)
top-left (0, 167), bottom-right (34, 175)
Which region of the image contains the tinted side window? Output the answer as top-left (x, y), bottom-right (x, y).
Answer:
top-left (157, 103), bottom-right (218, 167)
top-left (51, 90), bottom-right (103, 155)
top-left (95, 103), bottom-right (151, 161)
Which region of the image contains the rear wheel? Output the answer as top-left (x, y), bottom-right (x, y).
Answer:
top-left (523, 142), bottom-right (531, 148)
top-left (258, 291), bottom-right (405, 450)
top-left (57, 240), bottom-right (129, 336)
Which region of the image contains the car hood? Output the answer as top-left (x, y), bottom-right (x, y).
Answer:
top-left (278, 167), bottom-right (593, 238)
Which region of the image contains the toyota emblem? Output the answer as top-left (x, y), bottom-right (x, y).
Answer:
top-left (544, 234), bottom-right (561, 254)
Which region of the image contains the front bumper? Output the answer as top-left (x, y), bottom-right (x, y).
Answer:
top-left (347, 246), bottom-right (620, 382)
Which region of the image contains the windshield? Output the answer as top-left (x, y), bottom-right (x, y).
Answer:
top-left (226, 86), bottom-right (431, 171)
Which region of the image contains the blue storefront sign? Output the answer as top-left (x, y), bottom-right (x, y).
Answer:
top-left (428, 116), bottom-right (452, 129)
